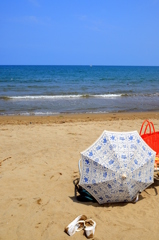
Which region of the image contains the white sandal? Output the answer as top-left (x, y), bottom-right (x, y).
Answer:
top-left (64, 215), bottom-right (87, 236)
top-left (76, 220), bottom-right (86, 232)
top-left (84, 219), bottom-right (96, 239)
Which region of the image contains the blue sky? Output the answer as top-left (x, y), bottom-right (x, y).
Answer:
top-left (0, 0), bottom-right (159, 65)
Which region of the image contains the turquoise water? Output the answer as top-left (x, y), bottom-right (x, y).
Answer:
top-left (0, 65), bottom-right (159, 115)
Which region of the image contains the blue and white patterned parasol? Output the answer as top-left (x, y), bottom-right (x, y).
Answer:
top-left (79, 131), bottom-right (156, 204)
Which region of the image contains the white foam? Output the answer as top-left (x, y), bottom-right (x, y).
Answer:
top-left (11, 95), bottom-right (82, 99)
top-left (10, 94), bottom-right (122, 100)
top-left (19, 112), bottom-right (60, 116)
top-left (93, 94), bottom-right (121, 98)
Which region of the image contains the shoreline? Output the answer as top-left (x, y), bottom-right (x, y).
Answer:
top-left (0, 111), bottom-right (159, 125)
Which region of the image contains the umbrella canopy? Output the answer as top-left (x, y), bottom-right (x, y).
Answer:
top-left (79, 130), bottom-right (156, 204)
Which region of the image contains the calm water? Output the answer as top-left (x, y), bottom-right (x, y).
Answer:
top-left (0, 65), bottom-right (159, 115)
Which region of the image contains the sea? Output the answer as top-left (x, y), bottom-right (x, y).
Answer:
top-left (0, 65), bottom-right (159, 116)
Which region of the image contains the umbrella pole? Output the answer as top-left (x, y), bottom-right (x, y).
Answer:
top-left (78, 159), bottom-right (81, 176)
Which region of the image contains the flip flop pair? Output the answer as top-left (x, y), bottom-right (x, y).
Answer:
top-left (64, 215), bottom-right (96, 239)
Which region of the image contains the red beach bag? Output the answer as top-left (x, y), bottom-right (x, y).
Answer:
top-left (140, 120), bottom-right (159, 157)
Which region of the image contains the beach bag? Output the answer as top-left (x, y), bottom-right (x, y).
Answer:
top-left (140, 120), bottom-right (159, 157)
top-left (73, 179), bottom-right (97, 203)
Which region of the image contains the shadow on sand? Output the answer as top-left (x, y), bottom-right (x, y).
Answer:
top-left (69, 178), bottom-right (151, 208)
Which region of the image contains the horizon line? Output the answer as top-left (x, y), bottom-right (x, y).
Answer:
top-left (0, 64), bottom-right (159, 67)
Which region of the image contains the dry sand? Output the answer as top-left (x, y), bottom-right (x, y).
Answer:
top-left (0, 112), bottom-right (159, 240)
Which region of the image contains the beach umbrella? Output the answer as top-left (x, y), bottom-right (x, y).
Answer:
top-left (79, 130), bottom-right (156, 204)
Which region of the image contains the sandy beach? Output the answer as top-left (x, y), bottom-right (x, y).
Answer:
top-left (1, 112), bottom-right (159, 240)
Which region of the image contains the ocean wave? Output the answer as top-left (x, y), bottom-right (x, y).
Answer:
top-left (1, 93), bottom-right (159, 100)
top-left (0, 94), bottom-right (122, 100)
top-left (0, 96), bottom-right (11, 100)
top-left (121, 93), bottom-right (159, 97)
top-left (0, 111), bottom-right (61, 116)
top-left (21, 111), bottom-right (60, 116)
